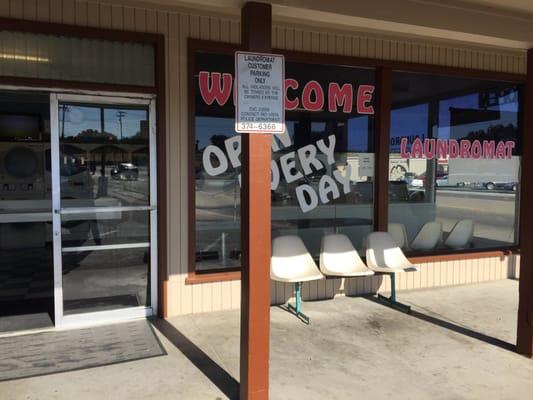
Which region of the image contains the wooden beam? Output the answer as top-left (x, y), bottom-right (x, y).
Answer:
top-left (374, 67), bottom-right (392, 232)
top-left (240, 2), bottom-right (272, 399)
top-left (517, 49), bottom-right (533, 357)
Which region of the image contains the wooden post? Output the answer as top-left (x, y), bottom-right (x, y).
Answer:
top-left (374, 67), bottom-right (391, 232)
top-left (240, 2), bottom-right (272, 399)
top-left (517, 49), bottom-right (533, 357)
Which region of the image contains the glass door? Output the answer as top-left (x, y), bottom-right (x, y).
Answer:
top-left (0, 90), bottom-right (54, 332)
top-left (50, 93), bottom-right (157, 327)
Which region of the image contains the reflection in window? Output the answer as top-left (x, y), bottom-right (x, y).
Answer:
top-left (59, 104), bottom-right (150, 206)
top-left (388, 72), bottom-right (520, 252)
top-left (194, 52), bottom-right (376, 272)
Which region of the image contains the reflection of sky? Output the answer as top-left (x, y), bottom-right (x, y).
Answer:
top-left (347, 116), bottom-right (370, 152)
top-left (104, 109), bottom-right (147, 139)
top-left (438, 93), bottom-right (518, 140)
top-left (390, 104), bottom-right (428, 152)
top-left (390, 90), bottom-right (518, 152)
top-left (196, 116), bottom-right (235, 149)
top-left (59, 105), bottom-right (147, 139)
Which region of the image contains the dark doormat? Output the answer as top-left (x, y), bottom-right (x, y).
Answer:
top-left (0, 319), bottom-right (166, 381)
top-left (0, 312), bottom-right (54, 333)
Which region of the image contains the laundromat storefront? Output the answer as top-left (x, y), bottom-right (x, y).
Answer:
top-left (190, 43), bottom-right (522, 286)
top-left (0, 0), bottom-right (528, 329)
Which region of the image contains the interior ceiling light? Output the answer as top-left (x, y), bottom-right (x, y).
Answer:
top-left (0, 53), bottom-right (49, 62)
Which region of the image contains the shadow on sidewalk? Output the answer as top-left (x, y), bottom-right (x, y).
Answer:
top-left (151, 318), bottom-right (239, 399)
top-left (363, 296), bottom-right (516, 353)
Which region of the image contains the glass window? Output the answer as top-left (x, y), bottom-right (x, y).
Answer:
top-left (0, 31), bottom-right (155, 86)
top-left (59, 104), bottom-right (150, 206)
top-left (389, 71), bottom-right (520, 252)
top-left (194, 52), bottom-right (375, 272)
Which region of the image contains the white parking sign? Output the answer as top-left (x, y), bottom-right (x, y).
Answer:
top-left (235, 51), bottom-right (285, 134)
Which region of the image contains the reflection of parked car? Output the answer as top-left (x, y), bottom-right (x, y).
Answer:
top-left (111, 163), bottom-right (139, 180)
top-left (436, 175), bottom-right (448, 187)
top-left (402, 172), bottom-right (417, 185)
top-left (490, 181), bottom-right (518, 191)
top-left (411, 173), bottom-right (426, 187)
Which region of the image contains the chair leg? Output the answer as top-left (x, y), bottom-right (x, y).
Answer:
top-left (377, 273), bottom-right (411, 313)
top-left (287, 282), bottom-right (310, 324)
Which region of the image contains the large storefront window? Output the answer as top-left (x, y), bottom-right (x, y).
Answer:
top-left (194, 52), bottom-right (375, 272)
top-left (389, 72), bottom-right (520, 252)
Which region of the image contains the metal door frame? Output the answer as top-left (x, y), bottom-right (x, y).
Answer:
top-left (50, 93), bottom-right (158, 328)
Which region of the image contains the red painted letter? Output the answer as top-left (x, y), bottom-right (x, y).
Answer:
top-left (400, 138), bottom-right (411, 158)
top-left (356, 85), bottom-right (375, 114)
top-left (449, 140), bottom-right (459, 158)
top-left (496, 141), bottom-right (506, 159)
top-left (505, 141), bottom-right (516, 159)
top-left (459, 140), bottom-right (471, 158)
top-left (424, 139), bottom-right (435, 160)
top-left (328, 83), bottom-right (353, 113)
top-left (482, 140), bottom-right (495, 159)
top-left (436, 139), bottom-right (448, 160)
top-left (301, 81), bottom-right (324, 111)
top-left (411, 138), bottom-right (424, 159)
top-left (471, 140), bottom-right (482, 159)
top-left (198, 71), bottom-right (233, 106)
top-left (285, 78), bottom-right (299, 111)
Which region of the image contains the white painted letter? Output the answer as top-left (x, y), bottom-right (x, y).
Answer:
top-left (297, 144), bottom-right (324, 175)
top-left (295, 184), bottom-right (319, 213)
top-left (280, 151), bottom-right (303, 183)
top-left (202, 145), bottom-right (228, 176)
top-left (333, 164), bottom-right (352, 194)
top-left (317, 134), bottom-right (336, 165)
top-left (271, 160), bottom-right (280, 190)
top-left (224, 135), bottom-right (241, 168)
top-left (318, 175), bottom-right (340, 204)
top-left (271, 129), bottom-right (292, 152)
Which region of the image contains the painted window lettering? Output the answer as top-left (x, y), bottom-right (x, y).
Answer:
top-left (400, 137), bottom-right (516, 160)
top-left (201, 133), bottom-right (351, 213)
top-left (198, 71), bottom-right (376, 114)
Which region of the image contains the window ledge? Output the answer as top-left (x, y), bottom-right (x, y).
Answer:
top-left (407, 248), bottom-right (516, 263)
top-left (186, 270), bottom-right (241, 285)
top-left (186, 248), bottom-right (518, 284)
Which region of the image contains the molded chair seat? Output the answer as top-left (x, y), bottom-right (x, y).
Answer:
top-left (410, 221), bottom-right (442, 251)
top-left (320, 234), bottom-right (374, 277)
top-left (444, 219), bottom-right (474, 249)
top-left (271, 235), bottom-right (323, 323)
top-left (366, 232), bottom-right (419, 274)
top-left (271, 235), bottom-right (324, 283)
top-left (387, 223), bottom-right (408, 250)
top-left (366, 232), bottom-right (419, 313)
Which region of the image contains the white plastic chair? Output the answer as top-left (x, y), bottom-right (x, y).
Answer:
top-left (271, 235), bottom-right (324, 323)
top-left (410, 221), bottom-right (442, 251)
top-left (366, 232), bottom-right (419, 312)
top-left (387, 223), bottom-right (408, 250)
top-left (320, 234), bottom-right (374, 277)
top-left (444, 219), bottom-right (474, 249)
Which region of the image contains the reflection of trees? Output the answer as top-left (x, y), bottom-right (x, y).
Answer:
top-left (62, 128), bottom-right (149, 145)
top-left (63, 129), bottom-right (117, 142)
top-left (460, 124), bottom-right (518, 150)
top-left (210, 134), bottom-right (230, 149)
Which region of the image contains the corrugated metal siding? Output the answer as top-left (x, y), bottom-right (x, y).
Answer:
top-left (0, 0), bottom-right (524, 315)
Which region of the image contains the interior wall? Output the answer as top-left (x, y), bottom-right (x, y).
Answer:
top-left (0, 0), bottom-right (525, 315)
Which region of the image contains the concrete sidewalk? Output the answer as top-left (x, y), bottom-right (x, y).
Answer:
top-left (1, 279), bottom-right (532, 399)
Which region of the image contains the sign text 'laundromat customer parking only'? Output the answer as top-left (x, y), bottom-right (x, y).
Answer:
top-left (235, 51), bottom-right (285, 134)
